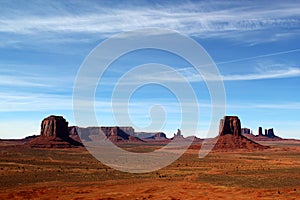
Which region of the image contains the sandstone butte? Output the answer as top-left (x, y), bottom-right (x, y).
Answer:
top-left (213, 116), bottom-right (268, 150)
top-left (29, 115), bottom-right (269, 150)
top-left (29, 115), bottom-right (83, 148)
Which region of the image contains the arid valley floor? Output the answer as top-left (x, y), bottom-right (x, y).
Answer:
top-left (0, 140), bottom-right (299, 200)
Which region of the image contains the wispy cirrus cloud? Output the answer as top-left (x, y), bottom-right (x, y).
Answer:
top-left (0, 65), bottom-right (74, 89)
top-left (0, 92), bottom-right (72, 112)
top-left (0, 0), bottom-right (299, 45)
top-left (0, 75), bottom-right (49, 87)
top-left (101, 65), bottom-right (300, 84)
top-left (221, 67), bottom-right (300, 81)
top-left (2, 89), bottom-right (300, 114)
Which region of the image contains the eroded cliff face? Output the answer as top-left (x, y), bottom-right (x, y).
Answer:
top-left (219, 116), bottom-right (241, 136)
top-left (266, 128), bottom-right (275, 138)
top-left (40, 115), bottom-right (68, 138)
top-left (215, 116), bottom-right (268, 150)
top-left (258, 127), bottom-right (263, 136)
top-left (29, 115), bottom-right (82, 148)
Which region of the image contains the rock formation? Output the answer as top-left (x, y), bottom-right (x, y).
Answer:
top-left (107, 127), bottom-right (143, 142)
top-left (258, 127), bottom-right (263, 136)
top-left (171, 129), bottom-right (186, 141)
top-left (176, 129), bottom-right (182, 137)
top-left (133, 132), bottom-right (169, 142)
top-left (68, 126), bottom-right (84, 143)
top-left (120, 127), bottom-right (135, 136)
top-left (244, 127), bottom-right (281, 141)
top-left (214, 116), bottom-right (268, 150)
top-left (266, 128), bottom-right (275, 138)
top-left (68, 126), bottom-right (78, 136)
top-left (241, 128), bottom-right (251, 134)
top-left (173, 129), bottom-right (183, 138)
top-left (218, 118), bottom-right (224, 135)
top-left (219, 116), bottom-right (241, 136)
top-left (257, 127), bottom-right (278, 138)
top-left (29, 115), bottom-right (83, 148)
top-left (152, 132), bottom-right (167, 139)
top-left (40, 115), bottom-right (69, 138)
top-left (77, 126), bottom-right (143, 143)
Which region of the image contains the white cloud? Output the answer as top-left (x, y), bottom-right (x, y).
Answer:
top-left (0, 92), bottom-right (72, 112)
top-left (253, 102), bottom-right (300, 110)
top-left (100, 65), bottom-right (300, 84)
top-left (215, 48), bottom-right (300, 65)
top-left (0, 1), bottom-right (299, 45)
top-left (0, 66), bottom-right (74, 89)
top-left (221, 67), bottom-right (300, 81)
top-left (0, 75), bottom-right (49, 87)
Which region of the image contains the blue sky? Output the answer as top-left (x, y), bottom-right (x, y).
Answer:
top-left (0, 0), bottom-right (300, 139)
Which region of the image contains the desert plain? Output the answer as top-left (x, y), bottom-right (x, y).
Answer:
top-left (0, 139), bottom-right (299, 200)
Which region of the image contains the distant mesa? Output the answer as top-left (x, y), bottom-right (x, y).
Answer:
top-left (68, 126), bottom-right (83, 143)
top-left (71, 126), bottom-right (196, 143)
top-left (29, 115), bottom-right (83, 148)
top-left (135, 132), bottom-right (169, 141)
top-left (27, 115), bottom-right (276, 150)
top-left (242, 126), bottom-right (281, 141)
top-left (101, 126), bottom-right (143, 142)
top-left (76, 126), bottom-right (161, 143)
top-left (258, 127), bottom-right (276, 138)
top-left (214, 116), bottom-right (268, 150)
top-left (241, 128), bottom-right (251, 135)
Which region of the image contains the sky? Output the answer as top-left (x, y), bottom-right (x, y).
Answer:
top-left (0, 0), bottom-right (300, 139)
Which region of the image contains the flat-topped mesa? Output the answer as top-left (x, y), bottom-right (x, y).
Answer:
top-left (219, 116), bottom-right (241, 136)
top-left (41, 115), bottom-right (69, 138)
top-left (29, 115), bottom-right (82, 148)
top-left (241, 128), bottom-right (251, 134)
top-left (84, 126), bottom-right (143, 142)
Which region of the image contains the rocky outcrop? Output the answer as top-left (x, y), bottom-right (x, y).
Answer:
top-left (77, 126), bottom-right (170, 142)
top-left (120, 127), bottom-right (135, 136)
top-left (68, 126), bottom-right (83, 143)
top-left (214, 116), bottom-right (268, 150)
top-left (172, 129), bottom-right (184, 138)
top-left (266, 128), bottom-right (275, 138)
top-left (140, 132), bottom-right (168, 140)
top-left (152, 132), bottom-right (167, 139)
top-left (219, 116), bottom-right (241, 136)
top-left (77, 126), bottom-right (144, 143)
top-left (106, 127), bottom-right (143, 142)
top-left (253, 127), bottom-right (279, 139)
top-left (258, 127), bottom-right (263, 136)
top-left (40, 115), bottom-right (69, 138)
top-left (244, 127), bottom-right (282, 141)
top-left (171, 129), bottom-right (186, 141)
top-left (241, 128), bottom-right (251, 134)
top-left (68, 126), bottom-right (78, 136)
top-left (29, 116), bottom-right (83, 148)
